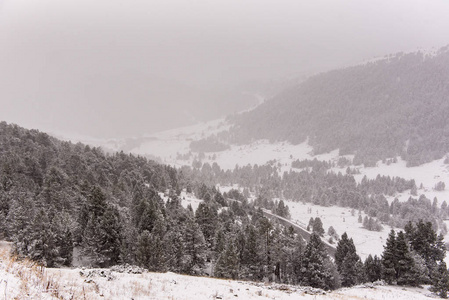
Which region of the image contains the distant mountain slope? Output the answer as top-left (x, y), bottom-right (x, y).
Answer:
top-left (230, 46), bottom-right (449, 166)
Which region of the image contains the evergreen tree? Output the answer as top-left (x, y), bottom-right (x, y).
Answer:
top-left (242, 225), bottom-right (262, 280)
top-left (163, 225), bottom-right (185, 273)
top-left (7, 198), bottom-right (34, 258)
top-left (299, 233), bottom-right (338, 290)
top-left (148, 214), bottom-right (167, 271)
top-left (432, 262), bottom-right (449, 298)
top-left (50, 211), bottom-right (73, 267)
top-left (382, 229), bottom-right (397, 284)
top-left (307, 217), bottom-right (314, 231)
top-left (82, 205), bottom-right (122, 267)
top-left (136, 230), bottom-right (152, 268)
top-left (213, 228), bottom-right (226, 257)
top-left (312, 217), bottom-right (325, 237)
top-left (335, 232), bottom-right (360, 287)
top-left (395, 231), bottom-right (418, 286)
top-left (28, 209), bottom-right (55, 266)
top-left (364, 254), bottom-right (382, 282)
top-left (183, 217), bottom-right (207, 275)
top-left (405, 220), bottom-right (446, 278)
top-left (257, 216), bottom-right (272, 267)
top-left (291, 235), bottom-right (306, 284)
top-left (215, 242), bottom-right (239, 279)
top-left (195, 202), bottom-right (218, 247)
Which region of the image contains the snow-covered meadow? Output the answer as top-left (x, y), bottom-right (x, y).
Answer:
top-left (125, 118), bottom-right (449, 204)
top-left (285, 201), bottom-right (389, 260)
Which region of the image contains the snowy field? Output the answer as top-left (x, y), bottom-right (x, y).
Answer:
top-left (285, 201), bottom-right (390, 260)
top-left (128, 118), bottom-right (449, 206)
top-left (0, 241), bottom-right (435, 300)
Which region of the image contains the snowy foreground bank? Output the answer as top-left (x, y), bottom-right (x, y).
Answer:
top-left (0, 242), bottom-right (434, 300)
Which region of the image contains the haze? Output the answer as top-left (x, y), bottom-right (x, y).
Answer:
top-left (1, 0), bottom-right (449, 139)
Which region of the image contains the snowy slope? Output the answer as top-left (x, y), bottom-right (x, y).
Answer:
top-left (0, 242), bottom-right (435, 300)
top-left (285, 201), bottom-right (389, 260)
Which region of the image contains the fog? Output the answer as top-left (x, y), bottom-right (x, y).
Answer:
top-left (1, 0), bottom-right (449, 138)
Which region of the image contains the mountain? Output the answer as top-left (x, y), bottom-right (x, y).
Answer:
top-left (229, 46), bottom-right (449, 166)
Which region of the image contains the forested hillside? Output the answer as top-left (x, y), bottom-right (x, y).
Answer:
top-left (2, 122), bottom-right (449, 295)
top-left (229, 46), bottom-right (449, 166)
top-left (0, 122), bottom-right (340, 288)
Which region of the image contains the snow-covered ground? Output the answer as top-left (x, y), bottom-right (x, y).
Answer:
top-left (130, 118), bottom-right (449, 205)
top-left (285, 201), bottom-right (389, 260)
top-left (122, 118), bottom-right (449, 203)
top-left (352, 157), bottom-right (449, 205)
top-left (159, 190), bottom-right (204, 212)
top-left (0, 241), bottom-right (435, 300)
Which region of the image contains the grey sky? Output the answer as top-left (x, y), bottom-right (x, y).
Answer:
top-left (1, 0), bottom-right (449, 138)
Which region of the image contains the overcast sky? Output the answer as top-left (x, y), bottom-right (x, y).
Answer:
top-left (1, 0), bottom-right (449, 138)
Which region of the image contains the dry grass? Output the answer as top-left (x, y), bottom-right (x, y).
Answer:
top-left (0, 246), bottom-right (73, 299)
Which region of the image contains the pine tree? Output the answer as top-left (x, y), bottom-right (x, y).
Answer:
top-left (213, 228), bottom-right (226, 257)
top-left (432, 261), bottom-right (449, 298)
top-left (335, 232), bottom-right (360, 287)
top-left (312, 217), bottom-right (325, 237)
top-left (292, 234), bottom-right (306, 284)
top-left (7, 198), bottom-right (34, 258)
top-left (82, 205), bottom-right (122, 267)
top-left (215, 242), bottom-right (240, 279)
top-left (148, 214), bottom-right (167, 271)
top-left (51, 211), bottom-right (73, 267)
top-left (195, 202), bottom-right (218, 247)
top-left (136, 230), bottom-right (152, 268)
top-left (98, 206), bottom-right (122, 266)
top-left (28, 209), bottom-right (55, 266)
top-left (257, 216), bottom-right (272, 267)
top-left (405, 220), bottom-right (446, 279)
top-left (163, 225), bottom-right (185, 273)
top-left (395, 231), bottom-right (418, 286)
top-left (364, 254), bottom-right (382, 282)
top-left (307, 217), bottom-right (314, 231)
top-left (183, 217), bottom-right (207, 275)
top-left (299, 233), bottom-right (338, 290)
top-left (382, 229), bottom-right (397, 284)
top-left (242, 225), bottom-right (262, 280)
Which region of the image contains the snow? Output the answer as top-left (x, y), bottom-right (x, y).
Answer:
top-left (131, 118), bottom-right (230, 165)
top-left (137, 118), bottom-right (449, 205)
top-left (285, 201), bottom-right (390, 260)
top-left (159, 190), bottom-right (203, 212)
top-left (0, 241), bottom-right (434, 300)
top-left (0, 241), bottom-right (56, 299)
top-left (179, 190), bottom-right (203, 212)
top-left (352, 157), bottom-right (449, 205)
top-left (125, 118), bottom-right (449, 205)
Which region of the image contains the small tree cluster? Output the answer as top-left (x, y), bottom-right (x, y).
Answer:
top-left (307, 217), bottom-right (325, 237)
top-left (362, 216), bottom-right (383, 231)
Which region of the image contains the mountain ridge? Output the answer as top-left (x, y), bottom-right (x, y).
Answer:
top-left (229, 45), bottom-right (449, 166)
